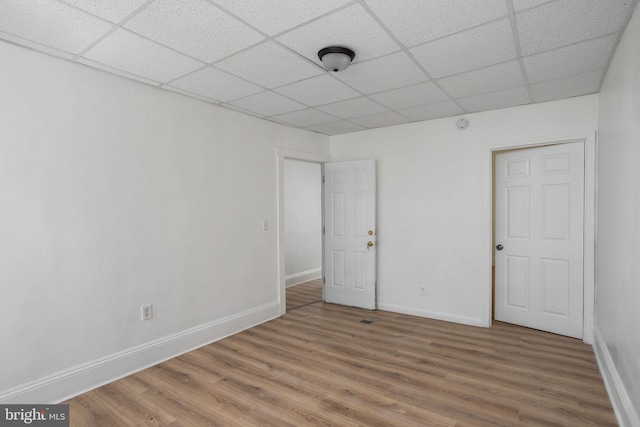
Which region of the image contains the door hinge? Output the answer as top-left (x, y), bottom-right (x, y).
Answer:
top-left (322, 226), bottom-right (325, 234)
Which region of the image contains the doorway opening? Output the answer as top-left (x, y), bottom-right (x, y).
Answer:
top-left (283, 159), bottom-right (323, 311)
top-left (276, 149), bottom-right (330, 315)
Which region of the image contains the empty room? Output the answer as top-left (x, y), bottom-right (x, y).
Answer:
top-left (1, 1), bottom-right (639, 426)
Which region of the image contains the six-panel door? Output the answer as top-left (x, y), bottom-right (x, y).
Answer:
top-left (494, 142), bottom-right (584, 338)
top-left (323, 160), bottom-right (376, 310)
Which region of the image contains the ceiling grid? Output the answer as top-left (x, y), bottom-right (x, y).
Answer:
top-left (0, 0), bottom-right (637, 134)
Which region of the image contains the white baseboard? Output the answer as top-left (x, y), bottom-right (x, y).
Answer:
top-left (0, 302), bottom-right (280, 404)
top-left (593, 326), bottom-right (640, 427)
top-left (285, 268), bottom-right (322, 287)
top-left (377, 303), bottom-right (486, 327)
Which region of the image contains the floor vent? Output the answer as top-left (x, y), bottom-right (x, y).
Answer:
top-left (360, 317), bottom-right (377, 324)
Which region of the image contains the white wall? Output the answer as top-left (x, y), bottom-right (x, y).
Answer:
top-left (595, 5), bottom-right (640, 425)
top-left (330, 95), bottom-right (598, 326)
top-left (0, 40), bottom-right (329, 402)
top-left (284, 160), bottom-right (322, 286)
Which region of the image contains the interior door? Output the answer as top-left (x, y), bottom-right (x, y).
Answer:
top-left (494, 142), bottom-right (584, 338)
top-left (323, 160), bottom-right (376, 310)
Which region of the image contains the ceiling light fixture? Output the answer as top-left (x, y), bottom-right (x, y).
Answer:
top-left (318, 46), bottom-right (355, 72)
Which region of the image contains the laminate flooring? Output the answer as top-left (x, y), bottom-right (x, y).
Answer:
top-left (66, 302), bottom-right (617, 426)
top-left (286, 279), bottom-right (322, 311)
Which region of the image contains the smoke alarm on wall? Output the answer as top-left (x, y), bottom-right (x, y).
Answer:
top-left (456, 118), bottom-right (469, 130)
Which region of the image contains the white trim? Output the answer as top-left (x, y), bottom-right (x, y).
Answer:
top-left (276, 148), bottom-right (331, 315)
top-left (483, 131), bottom-right (597, 342)
top-left (378, 304), bottom-right (485, 327)
top-left (594, 327), bottom-right (640, 427)
top-left (275, 148), bottom-right (331, 164)
top-left (286, 268), bottom-right (322, 287)
top-left (583, 133), bottom-right (596, 344)
top-left (0, 302), bottom-right (280, 404)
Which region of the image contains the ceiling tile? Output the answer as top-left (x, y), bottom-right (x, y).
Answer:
top-left (215, 41), bottom-right (322, 88)
top-left (170, 66), bottom-right (263, 102)
top-left (350, 111), bottom-right (409, 128)
top-left (276, 3), bottom-right (400, 65)
top-left (306, 120), bottom-right (365, 135)
top-left (0, 0), bottom-right (112, 54)
top-left (63, 0), bottom-right (148, 23)
top-left (456, 86), bottom-right (530, 112)
top-left (124, 0), bottom-right (264, 63)
top-left (370, 82), bottom-right (449, 110)
top-left (212, 0), bottom-right (352, 36)
top-left (410, 19), bottom-right (516, 78)
top-left (524, 34), bottom-right (617, 83)
top-left (274, 74), bottom-right (360, 106)
top-left (271, 108), bottom-right (338, 127)
top-left (516, 0), bottom-right (633, 55)
top-left (530, 70), bottom-right (604, 103)
top-left (397, 101), bottom-right (465, 122)
top-left (227, 91), bottom-right (306, 117)
top-left (365, 0), bottom-right (508, 47)
top-left (83, 29), bottom-right (203, 83)
top-left (511, 0), bottom-right (553, 12)
top-left (316, 97), bottom-right (389, 119)
top-left (437, 60), bottom-right (525, 98)
top-left (336, 52), bottom-right (428, 94)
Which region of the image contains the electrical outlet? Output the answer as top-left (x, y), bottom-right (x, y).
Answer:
top-left (141, 304), bottom-right (153, 321)
top-left (419, 285), bottom-right (428, 296)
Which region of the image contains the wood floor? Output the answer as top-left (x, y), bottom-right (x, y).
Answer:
top-left (66, 303), bottom-right (617, 426)
top-left (286, 279), bottom-right (322, 311)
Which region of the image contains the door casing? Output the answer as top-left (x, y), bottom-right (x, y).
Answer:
top-left (483, 132), bottom-right (596, 343)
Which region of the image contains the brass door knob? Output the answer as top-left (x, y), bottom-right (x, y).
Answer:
top-left (367, 241), bottom-right (374, 247)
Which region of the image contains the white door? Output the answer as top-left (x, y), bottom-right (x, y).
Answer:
top-left (323, 160), bottom-right (376, 310)
top-left (494, 142), bottom-right (584, 338)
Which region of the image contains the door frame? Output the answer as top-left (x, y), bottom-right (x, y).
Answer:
top-left (276, 148), bottom-right (331, 315)
top-left (482, 132), bottom-right (596, 343)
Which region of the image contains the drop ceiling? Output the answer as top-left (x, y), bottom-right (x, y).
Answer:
top-left (0, 0), bottom-right (637, 135)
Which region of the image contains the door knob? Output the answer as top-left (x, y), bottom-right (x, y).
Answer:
top-left (367, 241), bottom-right (375, 247)
top-left (496, 244), bottom-right (504, 251)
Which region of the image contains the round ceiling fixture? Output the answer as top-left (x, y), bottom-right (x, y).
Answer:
top-left (456, 118), bottom-right (469, 130)
top-left (318, 46), bottom-right (355, 72)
